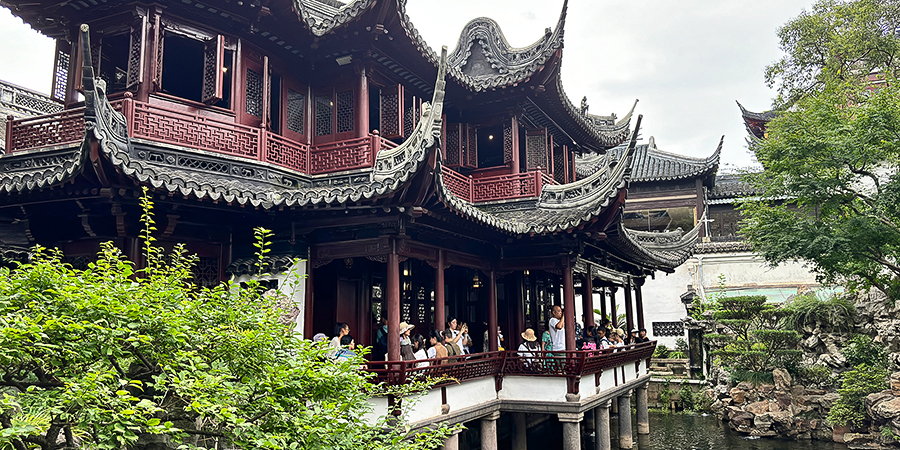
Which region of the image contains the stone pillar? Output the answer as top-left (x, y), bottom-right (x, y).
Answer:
top-left (594, 400), bottom-right (611, 450)
top-left (582, 273), bottom-right (595, 328)
top-left (636, 385), bottom-right (650, 435)
top-left (488, 270), bottom-right (498, 352)
top-left (558, 412), bottom-right (583, 450)
top-left (386, 246), bottom-right (401, 361)
top-left (480, 411), bottom-right (500, 450)
top-left (562, 260), bottom-right (576, 350)
top-left (439, 429), bottom-right (462, 450)
top-left (434, 250), bottom-right (445, 331)
top-left (511, 412), bottom-right (527, 450)
top-left (618, 393), bottom-right (633, 449)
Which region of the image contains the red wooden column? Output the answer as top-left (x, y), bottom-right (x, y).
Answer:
top-left (488, 270), bottom-right (499, 352)
top-left (635, 277), bottom-right (646, 330)
top-left (434, 250), bottom-right (446, 331)
top-left (624, 278), bottom-right (635, 333)
top-left (609, 286), bottom-right (618, 327)
top-left (562, 260), bottom-right (576, 351)
top-left (510, 115), bottom-right (520, 174)
top-left (386, 242), bottom-right (401, 361)
top-left (581, 272), bottom-right (595, 328)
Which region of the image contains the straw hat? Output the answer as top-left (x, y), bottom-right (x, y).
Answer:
top-left (399, 322), bottom-right (415, 334)
top-left (521, 328), bottom-right (537, 342)
top-left (614, 328), bottom-right (624, 336)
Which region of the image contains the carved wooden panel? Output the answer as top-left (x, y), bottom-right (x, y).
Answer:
top-left (286, 88), bottom-right (306, 135)
top-left (525, 128), bottom-right (548, 171)
top-left (125, 15), bottom-right (148, 91)
top-left (445, 123), bottom-right (462, 166)
top-left (51, 40), bottom-right (71, 103)
top-left (151, 15), bottom-right (164, 90)
top-left (315, 94), bottom-right (333, 136)
top-left (379, 84), bottom-right (402, 139)
top-left (245, 68), bottom-right (263, 117)
top-left (336, 90), bottom-right (354, 133)
top-left (201, 35), bottom-right (224, 104)
top-left (464, 123), bottom-right (478, 168)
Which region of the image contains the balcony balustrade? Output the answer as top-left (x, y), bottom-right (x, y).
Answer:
top-left (441, 165), bottom-right (556, 204)
top-left (4, 98), bottom-right (398, 176)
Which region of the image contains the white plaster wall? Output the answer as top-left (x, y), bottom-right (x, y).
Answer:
top-left (641, 252), bottom-right (821, 348)
top-left (363, 396), bottom-right (390, 425)
top-left (499, 376), bottom-right (569, 402)
top-left (406, 387), bottom-right (446, 424)
top-left (444, 378), bottom-right (497, 413)
top-left (233, 260), bottom-right (308, 335)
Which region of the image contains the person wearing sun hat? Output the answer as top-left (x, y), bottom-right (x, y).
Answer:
top-left (399, 322), bottom-right (416, 361)
top-left (517, 328), bottom-right (542, 369)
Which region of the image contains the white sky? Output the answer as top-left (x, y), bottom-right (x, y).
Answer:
top-left (0, 1), bottom-right (814, 168)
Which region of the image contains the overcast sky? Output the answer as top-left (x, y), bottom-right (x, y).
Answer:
top-left (0, 1), bottom-right (814, 168)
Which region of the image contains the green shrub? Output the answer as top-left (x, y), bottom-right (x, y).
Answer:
top-left (658, 382), bottom-right (673, 408)
top-left (668, 351), bottom-right (687, 359)
top-left (793, 363), bottom-right (837, 389)
top-left (843, 335), bottom-right (888, 369)
top-left (678, 385), bottom-right (695, 411)
top-left (783, 292), bottom-right (856, 332)
top-left (729, 369), bottom-right (775, 386)
top-left (707, 294), bottom-right (801, 372)
top-left (653, 345), bottom-right (670, 358)
top-left (827, 364), bottom-right (888, 428)
top-left (675, 338), bottom-right (689, 353)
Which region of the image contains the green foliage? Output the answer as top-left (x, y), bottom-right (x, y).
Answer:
top-left (690, 274), bottom-right (728, 321)
top-left (881, 426), bottom-right (899, 440)
top-left (782, 292), bottom-right (856, 332)
top-left (728, 370), bottom-right (775, 386)
top-left (668, 351), bottom-right (687, 359)
top-left (653, 345), bottom-right (670, 359)
top-left (707, 295), bottom-right (801, 372)
top-left (0, 190), bottom-right (455, 450)
top-left (794, 363), bottom-right (838, 389)
top-left (827, 364), bottom-right (888, 428)
top-left (765, 0), bottom-right (900, 108)
top-left (674, 338), bottom-right (689, 353)
top-left (843, 335), bottom-right (889, 369)
top-left (658, 382), bottom-right (672, 408)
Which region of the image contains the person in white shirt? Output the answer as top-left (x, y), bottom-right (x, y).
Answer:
top-left (548, 305), bottom-right (566, 352)
top-left (517, 328), bottom-right (542, 369)
top-left (412, 334), bottom-right (428, 368)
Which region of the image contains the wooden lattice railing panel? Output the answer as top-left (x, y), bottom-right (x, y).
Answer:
top-left (6, 108), bottom-right (86, 153)
top-left (472, 171), bottom-right (539, 202)
top-left (309, 135), bottom-right (374, 174)
top-left (132, 102), bottom-right (259, 159)
top-left (441, 165), bottom-right (472, 202)
top-left (264, 131), bottom-right (309, 173)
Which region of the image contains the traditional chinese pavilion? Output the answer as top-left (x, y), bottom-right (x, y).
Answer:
top-left (0, 1), bottom-right (704, 447)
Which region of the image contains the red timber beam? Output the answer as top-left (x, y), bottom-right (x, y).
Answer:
top-left (562, 258), bottom-right (576, 351)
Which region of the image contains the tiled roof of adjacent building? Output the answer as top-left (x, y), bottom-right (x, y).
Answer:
top-left (578, 135), bottom-right (721, 183)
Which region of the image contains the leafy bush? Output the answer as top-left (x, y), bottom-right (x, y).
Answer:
top-left (729, 369), bottom-right (775, 386)
top-left (827, 364), bottom-right (888, 428)
top-left (783, 292), bottom-right (856, 332)
top-left (653, 345), bottom-right (670, 358)
top-left (793, 363), bottom-right (837, 389)
top-left (0, 189), bottom-right (455, 450)
top-left (843, 335), bottom-right (888, 369)
top-left (675, 338), bottom-right (689, 353)
top-left (668, 351), bottom-right (687, 359)
top-left (707, 295), bottom-right (801, 372)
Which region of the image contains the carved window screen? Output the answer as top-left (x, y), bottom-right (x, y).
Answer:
top-left (245, 68), bottom-right (263, 118)
top-left (201, 35), bottom-right (225, 104)
top-left (403, 90), bottom-right (417, 138)
top-left (379, 84), bottom-right (402, 139)
top-left (51, 40), bottom-right (71, 103)
top-left (286, 89), bottom-right (306, 135)
top-left (445, 123), bottom-right (462, 166)
top-left (652, 321), bottom-right (684, 337)
top-left (336, 90), bottom-right (354, 133)
top-left (151, 14), bottom-right (164, 90)
top-left (463, 123), bottom-right (477, 168)
top-left (525, 128), bottom-right (549, 171)
top-left (503, 118), bottom-right (516, 165)
top-left (553, 143), bottom-right (566, 184)
top-left (315, 94), bottom-right (333, 136)
top-left (125, 15), bottom-right (148, 91)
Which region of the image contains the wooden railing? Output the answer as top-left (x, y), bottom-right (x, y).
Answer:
top-left (4, 98), bottom-right (395, 176)
top-left (366, 341), bottom-right (656, 395)
top-left (441, 165), bottom-right (557, 204)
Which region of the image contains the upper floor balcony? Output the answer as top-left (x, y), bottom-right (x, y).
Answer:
top-left (3, 95), bottom-right (559, 204)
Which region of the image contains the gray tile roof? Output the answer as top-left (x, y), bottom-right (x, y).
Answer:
top-left (578, 135), bottom-right (721, 183)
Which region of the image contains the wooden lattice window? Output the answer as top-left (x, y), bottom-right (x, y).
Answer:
top-left (464, 124), bottom-right (477, 168)
top-left (445, 123), bottom-right (462, 166)
top-left (403, 90), bottom-right (417, 137)
top-left (525, 128), bottom-right (548, 171)
top-left (503, 118), bottom-right (516, 165)
top-left (193, 256), bottom-right (221, 288)
top-left (125, 15), bottom-right (148, 91)
top-left (245, 68), bottom-right (263, 117)
top-left (315, 94), bottom-right (333, 136)
top-left (201, 35), bottom-right (225, 105)
top-left (50, 40), bottom-right (71, 103)
top-left (652, 321), bottom-right (684, 337)
top-left (553, 143), bottom-right (566, 184)
top-left (336, 90), bottom-right (354, 133)
top-left (379, 84), bottom-right (402, 139)
top-left (286, 88), bottom-right (306, 134)
top-left (314, 86), bottom-right (355, 143)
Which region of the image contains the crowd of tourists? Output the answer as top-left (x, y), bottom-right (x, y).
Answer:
top-left (314, 307), bottom-right (650, 366)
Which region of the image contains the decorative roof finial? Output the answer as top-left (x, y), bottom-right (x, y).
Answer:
top-left (580, 96), bottom-right (589, 115)
top-left (648, 136), bottom-right (656, 149)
